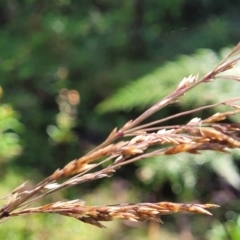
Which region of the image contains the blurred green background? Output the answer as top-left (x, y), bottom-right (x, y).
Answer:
top-left (1, 0), bottom-right (240, 239)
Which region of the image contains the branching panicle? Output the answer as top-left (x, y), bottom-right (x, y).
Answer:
top-left (1, 42), bottom-right (240, 228)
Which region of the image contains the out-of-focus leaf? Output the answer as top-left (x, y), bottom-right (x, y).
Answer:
top-left (97, 47), bottom-right (240, 113)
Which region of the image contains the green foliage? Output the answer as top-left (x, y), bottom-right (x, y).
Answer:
top-left (97, 47), bottom-right (240, 113)
top-left (47, 89), bottom-right (80, 144)
top-left (137, 150), bottom-right (240, 199)
top-left (0, 90), bottom-right (23, 162)
top-left (208, 218), bottom-right (240, 240)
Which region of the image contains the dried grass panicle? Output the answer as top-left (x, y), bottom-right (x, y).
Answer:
top-left (7, 201), bottom-right (219, 228)
top-left (1, 42), bottom-right (240, 227)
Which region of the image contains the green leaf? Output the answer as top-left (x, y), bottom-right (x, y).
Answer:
top-left (97, 47), bottom-right (240, 113)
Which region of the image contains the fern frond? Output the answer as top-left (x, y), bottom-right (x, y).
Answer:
top-left (97, 47), bottom-right (240, 112)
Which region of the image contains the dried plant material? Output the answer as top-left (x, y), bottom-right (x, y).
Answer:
top-left (199, 127), bottom-right (240, 148)
top-left (8, 201), bottom-right (219, 228)
top-left (44, 183), bottom-right (60, 189)
top-left (188, 117), bottom-right (202, 124)
top-left (215, 75), bottom-right (240, 82)
top-left (203, 109), bottom-right (240, 123)
top-left (211, 42), bottom-right (240, 76)
top-left (0, 43), bottom-right (240, 230)
top-left (105, 127), bottom-right (117, 141)
top-left (177, 74), bottom-right (199, 90)
top-left (50, 144), bottom-right (116, 180)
